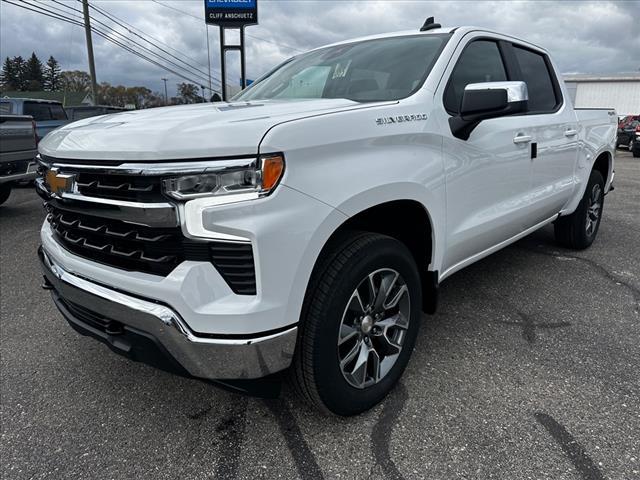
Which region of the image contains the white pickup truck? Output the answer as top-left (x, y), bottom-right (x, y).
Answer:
top-left (37, 22), bottom-right (616, 415)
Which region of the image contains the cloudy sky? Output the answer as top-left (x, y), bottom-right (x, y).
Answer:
top-left (1, 0), bottom-right (639, 97)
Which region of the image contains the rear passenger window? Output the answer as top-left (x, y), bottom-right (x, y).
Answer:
top-left (50, 104), bottom-right (68, 120)
top-left (23, 102), bottom-right (52, 121)
top-left (444, 41), bottom-right (507, 114)
top-left (512, 46), bottom-right (559, 113)
top-left (0, 102), bottom-right (12, 114)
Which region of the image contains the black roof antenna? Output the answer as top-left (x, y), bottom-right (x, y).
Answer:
top-left (420, 16), bottom-right (441, 32)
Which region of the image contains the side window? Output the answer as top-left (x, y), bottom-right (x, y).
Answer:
top-left (512, 46), bottom-right (559, 113)
top-left (23, 102), bottom-right (52, 121)
top-left (444, 41), bottom-right (507, 114)
top-left (0, 101), bottom-right (12, 114)
top-left (50, 104), bottom-right (68, 120)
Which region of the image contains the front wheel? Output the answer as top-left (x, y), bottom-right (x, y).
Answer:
top-left (554, 169), bottom-right (605, 249)
top-left (291, 232), bottom-right (422, 416)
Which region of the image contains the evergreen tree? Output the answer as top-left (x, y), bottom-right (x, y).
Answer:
top-left (23, 52), bottom-right (44, 91)
top-left (13, 56), bottom-right (27, 90)
top-left (44, 56), bottom-right (62, 91)
top-left (0, 57), bottom-right (20, 91)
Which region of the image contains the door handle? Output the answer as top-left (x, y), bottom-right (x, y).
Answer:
top-left (513, 134), bottom-right (532, 144)
top-left (564, 129), bottom-right (578, 137)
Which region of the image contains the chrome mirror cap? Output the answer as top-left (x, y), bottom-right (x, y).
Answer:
top-left (464, 81), bottom-right (529, 104)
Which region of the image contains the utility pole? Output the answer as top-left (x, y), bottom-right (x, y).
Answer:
top-left (81, 0), bottom-right (98, 105)
top-left (205, 25), bottom-right (213, 96)
top-left (161, 78), bottom-right (168, 105)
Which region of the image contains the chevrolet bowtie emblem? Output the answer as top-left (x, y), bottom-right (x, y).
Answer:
top-left (45, 169), bottom-right (75, 196)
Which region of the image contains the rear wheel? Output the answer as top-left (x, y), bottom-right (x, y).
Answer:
top-left (0, 184), bottom-right (11, 206)
top-left (291, 232), bottom-right (422, 416)
top-left (554, 169), bottom-right (605, 249)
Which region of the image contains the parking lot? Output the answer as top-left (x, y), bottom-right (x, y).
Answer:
top-left (1, 151), bottom-right (638, 480)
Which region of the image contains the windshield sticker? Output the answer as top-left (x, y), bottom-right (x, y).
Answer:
top-left (376, 113), bottom-right (428, 126)
top-left (332, 60), bottom-right (352, 79)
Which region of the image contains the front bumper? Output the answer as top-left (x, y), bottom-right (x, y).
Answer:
top-left (39, 247), bottom-right (297, 381)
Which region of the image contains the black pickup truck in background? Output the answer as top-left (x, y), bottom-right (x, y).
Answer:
top-left (0, 115), bottom-right (39, 206)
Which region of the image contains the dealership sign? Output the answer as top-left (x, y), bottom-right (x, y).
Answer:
top-left (204, 0), bottom-right (258, 26)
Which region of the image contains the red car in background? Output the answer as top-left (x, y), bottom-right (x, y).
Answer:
top-left (616, 115), bottom-right (640, 157)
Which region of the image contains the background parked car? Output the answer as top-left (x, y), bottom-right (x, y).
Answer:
top-left (632, 132), bottom-right (640, 158)
top-left (616, 117), bottom-right (639, 152)
top-left (0, 98), bottom-right (69, 141)
top-left (65, 105), bottom-right (127, 121)
top-left (0, 114), bottom-right (38, 205)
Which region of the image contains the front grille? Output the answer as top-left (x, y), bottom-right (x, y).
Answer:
top-left (61, 297), bottom-right (125, 335)
top-left (48, 205), bottom-right (205, 275)
top-left (46, 205), bottom-right (257, 294)
top-left (75, 172), bottom-right (165, 202)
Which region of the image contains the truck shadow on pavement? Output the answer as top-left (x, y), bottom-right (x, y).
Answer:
top-left (58, 223), bottom-right (632, 480)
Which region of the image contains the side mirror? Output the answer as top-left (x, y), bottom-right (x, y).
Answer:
top-left (449, 81), bottom-right (528, 140)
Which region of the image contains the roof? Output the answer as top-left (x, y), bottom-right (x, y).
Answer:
top-left (314, 26), bottom-right (548, 55)
top-left (0, 90), bottom-right (93, 106)
top-left (563, 73), bottom-right (640, 83)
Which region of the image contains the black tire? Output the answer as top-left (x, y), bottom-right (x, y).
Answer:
top-left (291, 232), bottom-right (422, 416)
top-left (633, 150), bottom-right (640, 158)
top-left (0, 183), bottom-right (11, 206)
top-left (554, 169), bottom-right (605, 249)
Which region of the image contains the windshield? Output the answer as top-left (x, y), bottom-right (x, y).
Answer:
top-left (235, 34), bottom-right (449, 103)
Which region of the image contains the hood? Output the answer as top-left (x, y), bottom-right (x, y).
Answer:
top-left (39, 99), bottom-right (378, 161)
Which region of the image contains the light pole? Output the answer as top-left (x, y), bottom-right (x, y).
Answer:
top-left (161, 78), bottom-right (168, 106)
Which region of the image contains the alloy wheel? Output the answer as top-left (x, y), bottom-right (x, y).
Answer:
top-left (585, 183), bottom-right (602, 236)
top-left (337, 268), bottom-right (411, 389)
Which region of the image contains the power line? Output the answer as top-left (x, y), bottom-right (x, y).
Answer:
top-left (2, 0), bottom-right (219, 90)
top-left (150, 0), bottom-right (306, 54)
top-left (86, 1), bottom-right (222, 86)
top-left (76, 3), bottom-right (218, 87)
top-left (17, 0), bottom-right (221, 90)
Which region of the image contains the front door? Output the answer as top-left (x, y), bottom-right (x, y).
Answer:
top-left (436, 38), bottom-right (535, 275)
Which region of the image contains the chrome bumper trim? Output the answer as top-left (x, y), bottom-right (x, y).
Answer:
top-left (40, 249), bottom-right (296, 379)
top-left (36, 178), bottom-right (179, 228)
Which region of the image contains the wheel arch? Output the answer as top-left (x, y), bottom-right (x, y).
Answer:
top-left (304, 195), bottom-right (440, 315)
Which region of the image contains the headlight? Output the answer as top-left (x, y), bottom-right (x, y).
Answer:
top-left (162, 154), bottom-right (284, 200)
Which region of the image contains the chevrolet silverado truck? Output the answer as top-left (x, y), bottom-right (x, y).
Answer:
top-left (36, 22), bottom-right (616, 416)
top-left (0, 115), bottom-right (38, 205)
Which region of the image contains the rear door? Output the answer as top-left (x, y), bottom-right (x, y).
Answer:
top-left (509, 44), bottom-right (578, 224)
top-left (436, 36), bottom-right (536, 275)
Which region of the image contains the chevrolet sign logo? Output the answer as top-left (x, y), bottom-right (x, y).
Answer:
top-left (45, 169), bottom-right (75, 196)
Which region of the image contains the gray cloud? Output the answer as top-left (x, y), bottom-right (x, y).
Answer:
top-left (1, 0), bottom-right (638, 97)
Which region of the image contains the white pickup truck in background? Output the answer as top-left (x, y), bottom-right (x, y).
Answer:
top-left (36, 22), bottom-right (616, 415)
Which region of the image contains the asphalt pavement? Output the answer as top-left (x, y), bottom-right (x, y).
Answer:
top-left (1, 151), bottom-right (638, 480)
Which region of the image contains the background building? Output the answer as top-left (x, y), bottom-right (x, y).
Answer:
top-left (563, 73), bottom-right (640, 116)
